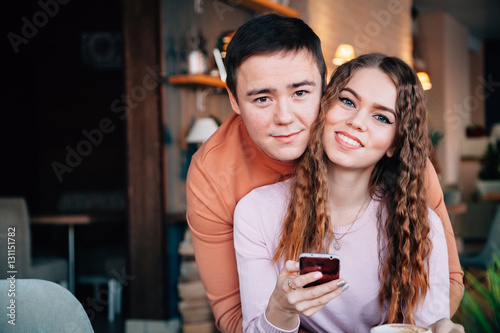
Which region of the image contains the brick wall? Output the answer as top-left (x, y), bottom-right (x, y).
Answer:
top-left (291, 0), bottom-right (413, 77)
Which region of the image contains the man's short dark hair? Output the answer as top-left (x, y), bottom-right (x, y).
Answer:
top-left (225, 14), bottom-right (326, 102)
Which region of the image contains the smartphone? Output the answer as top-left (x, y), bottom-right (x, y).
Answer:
top-left (299, 253), bottom-right (340, 288)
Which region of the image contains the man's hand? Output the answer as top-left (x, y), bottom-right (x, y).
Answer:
top-left (428, 318), bottom-right (465, 333)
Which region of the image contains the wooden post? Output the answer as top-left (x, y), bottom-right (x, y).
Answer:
top-left (123, 0), bottom-right (165, 318)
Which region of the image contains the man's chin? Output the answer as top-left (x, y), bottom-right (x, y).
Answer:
top-left (267, 149), bottom-right (304, 163)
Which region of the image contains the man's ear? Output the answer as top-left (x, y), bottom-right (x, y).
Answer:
top-left (226, 85), bottom-right (241, 115)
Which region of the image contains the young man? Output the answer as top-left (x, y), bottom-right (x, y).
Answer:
top-left (186, 14), bottom-right (463, 333)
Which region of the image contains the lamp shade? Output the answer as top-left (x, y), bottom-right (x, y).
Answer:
top-left (417, 71), bottom-right (432, 91)
top-left (186, 117), bottom-right (219, 143)
top-left (332, 44), bottom-right (355, 66)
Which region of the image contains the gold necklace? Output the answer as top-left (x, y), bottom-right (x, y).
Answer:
top-left (332, 196), bottom-right (369, 251)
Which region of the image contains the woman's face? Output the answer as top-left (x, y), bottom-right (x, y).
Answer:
top-left (322, 68), bottom-right (397, 172)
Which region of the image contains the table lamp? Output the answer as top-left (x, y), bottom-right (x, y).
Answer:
top-left (186, 117), bottom-right (219, 143)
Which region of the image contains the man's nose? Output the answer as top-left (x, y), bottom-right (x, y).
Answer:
top-left (273, 100), bottom-right (295, 125)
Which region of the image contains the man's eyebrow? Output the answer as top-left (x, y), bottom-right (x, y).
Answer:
top-left (289, 80), bottom-right (316, 88)
top-left (342, 87), bottom-right (396, 115)
top-left (246, 88), bottom-right (276, 97)
top-left (245, 80), bottom-right (317, 97)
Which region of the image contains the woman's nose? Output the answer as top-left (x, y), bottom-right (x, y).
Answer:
top-left (346, 112), bottom-right (366, 131)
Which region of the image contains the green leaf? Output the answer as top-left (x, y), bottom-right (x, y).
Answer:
top-left (455, 245), bottom-right (500, 332)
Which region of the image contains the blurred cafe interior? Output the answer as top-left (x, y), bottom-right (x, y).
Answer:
top-left (2, 0), bottom-right (500, 332)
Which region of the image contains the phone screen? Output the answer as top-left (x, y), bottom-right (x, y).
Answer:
top-left (299, 253), bottom-right (340, 287)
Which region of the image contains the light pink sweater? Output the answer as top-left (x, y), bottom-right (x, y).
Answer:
top-left (234, 179), bottom-right (450, 333)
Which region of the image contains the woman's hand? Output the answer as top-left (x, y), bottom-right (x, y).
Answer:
top-left (428, 318), bottom-right (465, 333)
top-left (264, 260), bottom-right (349, 330)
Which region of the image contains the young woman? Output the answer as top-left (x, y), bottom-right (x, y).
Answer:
top-left (234, 53), bottom-right (452, 332)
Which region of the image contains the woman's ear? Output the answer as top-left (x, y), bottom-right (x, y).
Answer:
top-left (386, 147), bottom-right (396, 158)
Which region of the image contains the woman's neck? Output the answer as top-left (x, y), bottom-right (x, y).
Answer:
top-left (327, 163), bottom-right (373, 226)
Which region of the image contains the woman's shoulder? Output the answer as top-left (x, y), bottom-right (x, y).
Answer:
top-left (240, 178), bottom-right (292, 204)
top-left (235, 179), bottom-right (292, 216)
top-left (234, 179), bottom-right (292, 234)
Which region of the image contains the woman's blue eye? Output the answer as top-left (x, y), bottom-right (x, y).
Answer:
top-left (339, 97), bottom-right (354, 107)
top-left (374, 114), bottom-right (393, 124)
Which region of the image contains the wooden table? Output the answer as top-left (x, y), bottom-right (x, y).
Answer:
top-left (446, 202), bottom-right (468, 215)
top-left (31, 214), bottom-right (123, 294)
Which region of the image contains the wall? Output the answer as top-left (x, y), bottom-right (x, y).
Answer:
top-left (470, 41), bottom-right (485, 127)
top-left (3, 0), bottom-right (126, 214)
top-left (419, 12), bottom-right (470, 184)
top-left (292, 0), bottom-right (413, 77)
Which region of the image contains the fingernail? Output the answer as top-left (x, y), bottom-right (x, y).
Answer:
top-left (295, 262), bottom-right (300, 268)
top-left (341, 283), bottom-right (350, 291)
top-left (314, 272), bottom-right (322, 279)
top-left (336, 281), bottom-right (346, 287)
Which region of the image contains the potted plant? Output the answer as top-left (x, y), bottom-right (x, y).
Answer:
top-left (476, 142), bottom-right (500, 197)
top-left (466, 123), bottom-right (487, 138)
top-left (453, 248), bottom-right (500, 332)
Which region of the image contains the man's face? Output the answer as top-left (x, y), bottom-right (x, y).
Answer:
top-left (227, 50), bottom-right (322, 162)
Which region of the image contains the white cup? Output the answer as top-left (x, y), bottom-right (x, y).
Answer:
top-left (371, 324), bottom-right (432, 333)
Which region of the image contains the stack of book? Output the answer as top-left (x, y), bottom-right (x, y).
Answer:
top-left (178, 229), bottom-right (218, 333)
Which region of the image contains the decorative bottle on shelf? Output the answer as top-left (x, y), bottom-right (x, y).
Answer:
top-left (187, 29), bottom-right (207, 75)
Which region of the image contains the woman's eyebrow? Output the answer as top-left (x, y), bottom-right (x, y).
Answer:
top-left (373, 104), bottom-right (396, 116)
top-left (342, 87), bottom-right (396, 115)
top-left (341, 87), bottom-right (360, 100)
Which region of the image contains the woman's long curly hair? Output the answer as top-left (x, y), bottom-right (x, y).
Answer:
top-left (273, 53), bottom-right (432, 324)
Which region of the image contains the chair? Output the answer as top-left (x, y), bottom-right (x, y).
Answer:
top-left (0, 198), bottom-right (68, 283)
top-left (0, 279), bottom-right (94, 332)
top-left (460, 205), bottom-right (500, 269)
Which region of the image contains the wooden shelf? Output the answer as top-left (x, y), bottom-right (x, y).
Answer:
top-left (235, 0), bottom-right (299, 17)
top-left (168, 2), bottom-right (299, 90)
top-left (168, 74), bottom-right (226, 88)
top-left (484, 192), bottom-right (500, 201)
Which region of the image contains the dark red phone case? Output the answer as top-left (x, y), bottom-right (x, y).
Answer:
top-left (299, 254), bottom-right (340, 288)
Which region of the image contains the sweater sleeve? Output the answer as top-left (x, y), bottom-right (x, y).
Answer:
top-left (186, 154), bottom-right (243, 333)
top-left (234, 189), bottom-right (299, 333)
top-left (413, 209), bottom-right (450, 326)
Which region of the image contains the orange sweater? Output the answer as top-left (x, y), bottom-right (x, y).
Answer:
top-left (186, 113), bottom-right (463, 333)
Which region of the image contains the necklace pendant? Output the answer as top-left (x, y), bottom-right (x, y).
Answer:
top-left (334, 241), bottom-right (341, 251)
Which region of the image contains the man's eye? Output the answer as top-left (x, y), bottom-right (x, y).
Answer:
top-left (255, 97), bottom-right (270, 103)
top-left (294, 90), bottom-right (307, 97)
top-left (374, 114), bottom-right (393, 124)
top-left (339, 97), bottom-right (354, 107)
